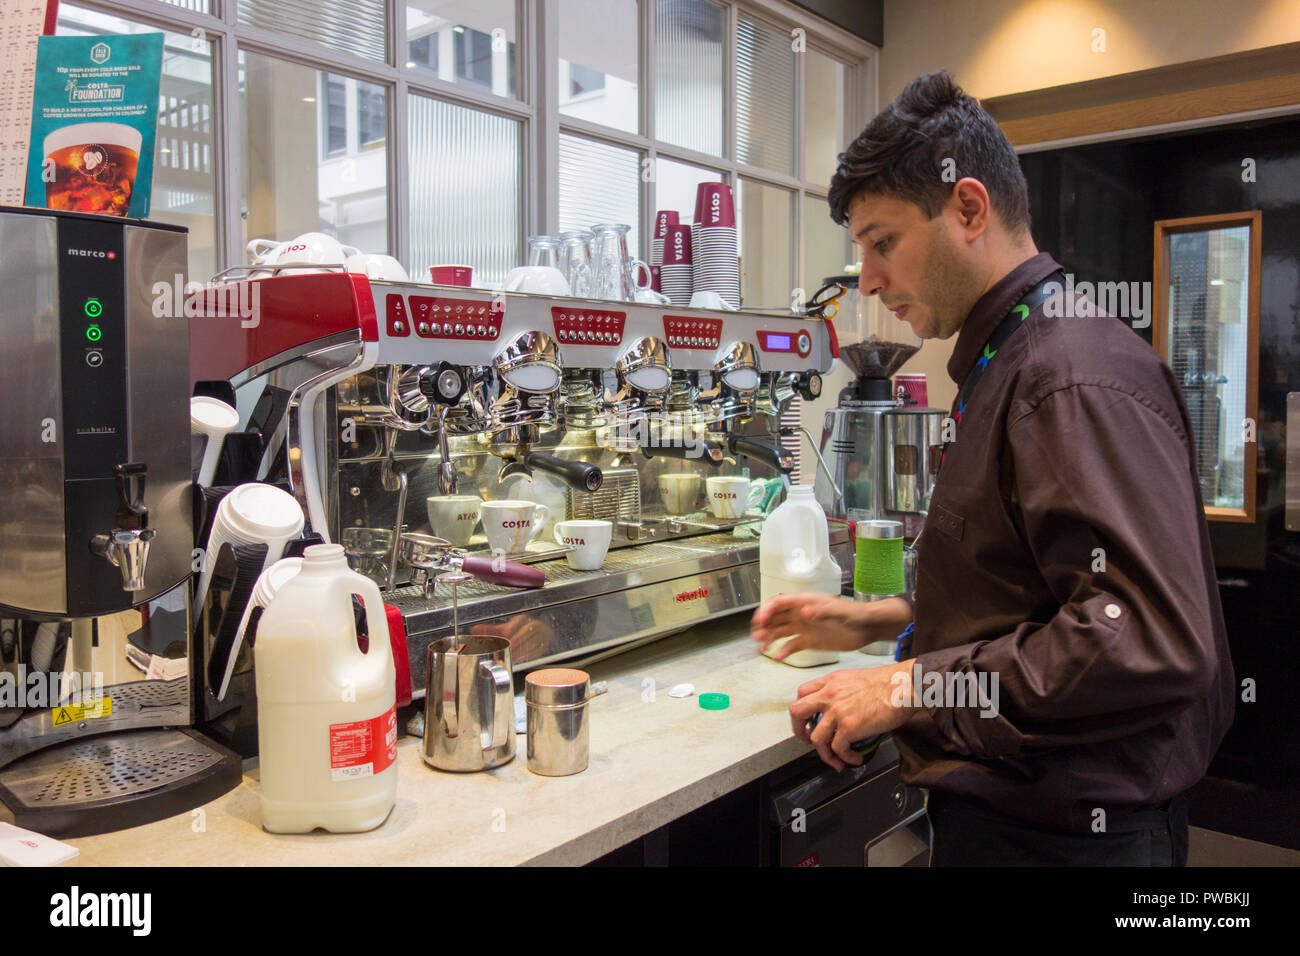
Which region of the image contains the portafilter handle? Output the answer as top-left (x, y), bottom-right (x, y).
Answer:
top-left (727, 436), bottom-right (794, 475)
top-left (522, 451), bottom-right (603, 493)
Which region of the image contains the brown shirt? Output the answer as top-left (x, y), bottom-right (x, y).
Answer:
top-left (896, 252), bottom-right (1235, 831)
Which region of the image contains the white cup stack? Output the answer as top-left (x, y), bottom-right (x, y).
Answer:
top-left (193, 483), bottom-right (305, 624)
top-left (691, 182), bottom-right (740, 309)
top-left (659, 222), bottom-right (694, 305)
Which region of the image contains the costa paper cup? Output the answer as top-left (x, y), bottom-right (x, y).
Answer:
top-left (663, 223), bottom-right (693, 266)
top-left (430, 264), bottom-right (473, 286)
top-left (654, 210), bottom-right (680, 239)
top-left (696, 182), bottom-right (736, 228)
top-left (895, 373), bottom-right (928, 406)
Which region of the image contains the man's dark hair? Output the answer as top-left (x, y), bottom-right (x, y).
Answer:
top-left (827, 71), bottom-right (1030, 233)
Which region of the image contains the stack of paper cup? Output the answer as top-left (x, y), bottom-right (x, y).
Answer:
top-left (651, 210), bottom-right (678, 269)
top-left (193, 483), bottom-right (305, 622)
top-left (691, 183), bottom-right (739, 308)
top-left (659, 223), bottom-right (694, 305)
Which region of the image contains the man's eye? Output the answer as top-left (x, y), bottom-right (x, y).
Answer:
top-left (874, 237), bottom-right (891, 254)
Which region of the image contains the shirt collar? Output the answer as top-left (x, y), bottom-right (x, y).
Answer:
top-left (946, 252), bottom-right (1062, 387)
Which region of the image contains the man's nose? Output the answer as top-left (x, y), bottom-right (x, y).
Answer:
top-left (858, 266), bottom-right (885, 298)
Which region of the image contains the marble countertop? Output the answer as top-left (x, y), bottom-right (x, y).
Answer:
top-left (67, 617), bottom-right (890, 866)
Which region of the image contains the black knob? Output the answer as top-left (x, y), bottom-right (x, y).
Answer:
top-left (795, 370), bottom-right (822, 401)
top-left (421, 362), bottom-right (466, 405)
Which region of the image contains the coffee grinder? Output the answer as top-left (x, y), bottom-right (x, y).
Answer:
top-left (0, 206), bottom-right (240, 838)
top-left (813, 300), bottom-right (944, 540)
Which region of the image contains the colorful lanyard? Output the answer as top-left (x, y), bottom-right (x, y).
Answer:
top-left (943, 270), bottom-right (1064, 458)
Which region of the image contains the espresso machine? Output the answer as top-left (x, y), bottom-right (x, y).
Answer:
top-left (813, 323), bottom-right (944, 540)
top-left (189, 267), bottom-right (845, 704)
top-left (0, 206), bottom-right (240, 836)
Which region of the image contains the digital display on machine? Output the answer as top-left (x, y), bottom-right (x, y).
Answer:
top-left (764, 333), bottom-right (791, 350)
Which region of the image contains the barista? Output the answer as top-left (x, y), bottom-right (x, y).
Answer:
top-left (750, 71), bottom-right (1234, 866)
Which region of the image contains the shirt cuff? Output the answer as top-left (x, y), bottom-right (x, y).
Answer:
top-left (900, 643), bottom-right (1025, 759)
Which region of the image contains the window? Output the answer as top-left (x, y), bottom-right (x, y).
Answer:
top-left (56, 4), bottom-right (219, 282)
top-left (407, 94), bottom-right (522, 284)
top-left (358, 83), bottom-right (387, 148)
top-left (324, 76), bottom-right (348, 156)
top-left (80, 0), bottom-right (867, 303)
top-left (406, 1), bottom-right (519, 99)
top-left (241, 52), bottom-right (389, 256)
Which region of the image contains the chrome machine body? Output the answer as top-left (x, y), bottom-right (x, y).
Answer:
top-left (0, 206), bottom-right (194, 769)
top-left (189, 269), bottom-right (848, 699)
top-left (814, 340), bottom-right (945, 538)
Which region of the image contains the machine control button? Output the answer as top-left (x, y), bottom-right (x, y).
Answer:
top-left (454, 323), bottom-right (464, 335)
top-left (477, 325), bottom-right (486, 336)
top-left (417, 321), bottom-right (430, 335)
top-left (442, 322), bottom-right (452, 334)
top-left (1104, 603), bottom-right (1122, 620)
top-left (393, 320), bottom-right (407, 335)
top-left (489, 326), bottom-right (498, 337)
top-left (83, 298), bottom-right (103, 318)
top-left (797, 332), bottom-right (811, 354)
top-left (466, 325), bottom-right (476, 336)
top-left (85, 350), bottom-right (104, 368)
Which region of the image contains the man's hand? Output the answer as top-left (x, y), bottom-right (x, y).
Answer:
top-left (750, 594), bottom-right (912, 662)
top-left (789, 660), bottom-right (916, 771)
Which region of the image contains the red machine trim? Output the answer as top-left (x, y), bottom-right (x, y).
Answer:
top-left (384, 604), bottom-right (413, 708)
top-left (822, 315), bottom-right (840, 359)
top-left (188, 273), bottom-right (374, 385)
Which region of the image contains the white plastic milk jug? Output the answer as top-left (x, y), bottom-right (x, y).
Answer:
top-left (254, 543), bottom-right (397, 833)
top-left (759, 484), bottom-right (843, 667)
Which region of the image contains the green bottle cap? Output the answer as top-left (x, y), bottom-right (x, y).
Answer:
top-left (698, 693), bottom-right (730, 710)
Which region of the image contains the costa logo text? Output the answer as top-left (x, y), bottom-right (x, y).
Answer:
top-left (561, 536), bottom-right (586, 546)
top-left (712, 491), bottom-right (738, 499)
top-left (501, 519), bottom-right (531, 529)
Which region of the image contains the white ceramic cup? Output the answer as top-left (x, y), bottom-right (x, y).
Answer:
top-left (502, 266), bottom-right (571, 295)
top-left (688, 290), bottom-right (738, 311)
top-left (193, 483), bottom-right (305, 623)
top-left (245, 237), bottom-right (284, 265)
top-left (346, 252), bottom-right (410, 281)
top-left (705, 476), bottom-right (764, 519)
top-left (635, 289), bottom-right (671, 305)
top-left (480, 500), bottom-right (551, 554)
top-left (426, 494), bottom-right (482, 548)
top-left (266, 231), bottom-right (360, 268)
top-left (658, 473), bottom-right (701, 514)
top-left (553, 520), bottom-right (612, 571)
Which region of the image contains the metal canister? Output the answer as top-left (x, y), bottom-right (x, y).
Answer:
top-left (525, 668), bottom-right (591, 776)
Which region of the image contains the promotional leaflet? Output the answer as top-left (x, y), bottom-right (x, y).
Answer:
top-left (24, 33), bottom-right (163, 218)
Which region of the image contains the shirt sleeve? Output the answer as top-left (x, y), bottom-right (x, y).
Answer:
top-left (903, 383), bottom-right (1224, 759)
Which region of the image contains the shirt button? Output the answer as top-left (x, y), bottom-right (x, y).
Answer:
top-left (1104, 603), bottom-right (1122, 620)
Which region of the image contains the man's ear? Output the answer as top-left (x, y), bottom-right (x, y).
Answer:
top-left (950, 177), bottom-right (991, 239)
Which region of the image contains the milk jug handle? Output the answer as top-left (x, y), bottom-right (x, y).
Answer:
top-left (350, 577), bottom-right (389, 665)
top-left (480, 661), bottom-right (512, 750)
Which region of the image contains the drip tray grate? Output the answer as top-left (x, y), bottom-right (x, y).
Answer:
top-left (0, 728), bottom-right (242, 838)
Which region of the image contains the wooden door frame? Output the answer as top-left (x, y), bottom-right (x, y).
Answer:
top-left (1152, 211), bottom-right (1261, 524)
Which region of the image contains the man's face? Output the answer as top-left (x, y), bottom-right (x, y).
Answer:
top-left (846, 192), bottom-right (983, 340)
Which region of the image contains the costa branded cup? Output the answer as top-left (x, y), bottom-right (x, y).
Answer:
top-left (696, 182), bottom-right (736, 228)
top-left (658, 473), bottom-right (701, 514)
top-left (894, 373), bottom-right (928, 406)
top-left (480, 500), bottom-right (551, 554)
top-left (552, 520), bottom-right (612, 571)
top-left (430, 264), bottom-right (473, 286)
top-left (705, 476), bottom-right (764, 519)
top-left (426, 495), bottom-right (482, 548)
top-left (662, 223), bottom-right (693, 266)
top-left (654, 210), bottom-right (679, 239)
top-left (43, 122), bottom-right (143, 217)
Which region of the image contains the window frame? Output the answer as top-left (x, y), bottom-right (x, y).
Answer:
top-left (68, 0), bottom-right (873, 283)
